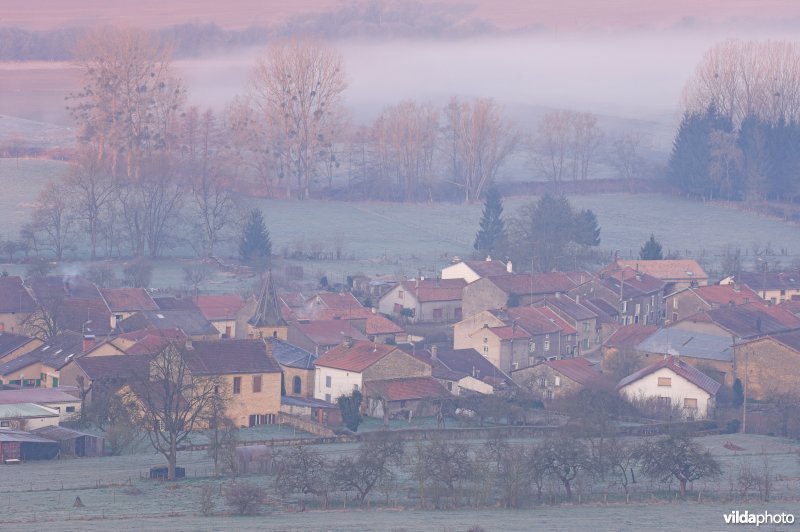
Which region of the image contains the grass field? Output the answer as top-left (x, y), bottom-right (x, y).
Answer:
top-left (1, 157), bottom-right (799, 291)
top-left (0, 432), bottom-right (798, 531)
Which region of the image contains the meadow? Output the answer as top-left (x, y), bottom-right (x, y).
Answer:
top-left (1, 157), bottom-right (798, 291)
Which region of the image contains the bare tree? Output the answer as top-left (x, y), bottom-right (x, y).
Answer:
top-left (250, 40), bottom-right (348, 199)
top-left (274, 445), bottom-right (330, 509)
top-left (125, 342), bottom-right (221, 481)
top-left (22, 286), bottom-right (66, 340)
top-left (542, 435), bottom-right (588, 501)
top-left (182, 262), bottom-right (213, 299)
top-left (443, 97), bottom-right (518, 203)
top-left (637, 435), bottom-right (722, 499)
top-left (31, 181), bottom-right (74, 260)
top-left (571, 112), bottom-right (604, 180)
top-left (332, 435), bottom-right (404, 505)
top-left (609, 133), bottom-right (646, 185)
top-left (708, 130), bottom-right (743, 200)
top-left (536, 110), bottom-right (573, 183)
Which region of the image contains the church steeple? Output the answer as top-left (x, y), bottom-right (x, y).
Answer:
top-left (248, 271), bottom-right (285, 328)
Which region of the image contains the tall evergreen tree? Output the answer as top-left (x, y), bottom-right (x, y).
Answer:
top-left (573, 209), bottom-right (601, 247)
top-left (239, 209), bottom-right (272, 270)
top-left (473, 185), bottom-right (506, 254)
top-left (639, 234), bottom-right (663, 260)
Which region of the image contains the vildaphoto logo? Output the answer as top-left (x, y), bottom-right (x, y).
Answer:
top-left (724, 510), bottom-right (795, 526)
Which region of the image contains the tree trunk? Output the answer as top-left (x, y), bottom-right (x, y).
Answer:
top-left (168, 439), bottom-right (177, 481)
top-left (679, 479), bottom-right (687, 499)
top-left (563, 479), bottom-right (572, 500)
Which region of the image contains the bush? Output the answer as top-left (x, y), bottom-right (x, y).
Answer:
top-left (199, 484), bottom-right (214, 516)
top-left (726, 419), bottom-right (742, 434)
top-left (225, 481), bottom-right (265, 515)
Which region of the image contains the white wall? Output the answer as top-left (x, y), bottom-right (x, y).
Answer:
top-left (619, 366), bottom-right (713, 419)
top-left (442, 263), bottom-right (480, 284)
top-left (314, 366), bottom-right (363, 403)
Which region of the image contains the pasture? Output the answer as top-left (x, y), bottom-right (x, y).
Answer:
top-left (1, 157), bottom-right (798, 291)
top-left (0, 432), bottom-right (798, 531)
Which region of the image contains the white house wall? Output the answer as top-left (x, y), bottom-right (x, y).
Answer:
top-left (619, 366), bottom-right (712, 419)
top-left (314, 366), bottom-right (363, 403)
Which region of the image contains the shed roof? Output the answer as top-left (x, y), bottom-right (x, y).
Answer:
top-left (280, 395), bottom-right (338, 409)
top-left (365, 377), bottom-right (451, 402)
top-left (0, 429), bottom-right (58, 443)
top-left (31, 426), bottom-right (100, 441)
top-left (0, 388), bottom-right (79, 405)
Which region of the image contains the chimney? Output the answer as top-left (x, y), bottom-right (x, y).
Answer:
top-left (506, 260), bottom-right (513, 273)
top-left (430, 344), bottom-right (438, 359)
top-left (733, 283), bottom-right (740, 292)
top-left (82, 335), bottom-right (96, 353)
top-left (486, 255), bottom-right (492, 262)
top-left (343, 335), bottom-right (353, 348)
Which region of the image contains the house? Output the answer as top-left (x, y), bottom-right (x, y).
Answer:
top-left (355, 314), bottom-right (406, 344)
top-left (195, 295), bottom-right (249, 339)
top-left (0, 429), bottom-right (60, 461)
top-left (378, 278), bottom-right (466, 323)
top-left (581, 298), bottom-right (621, 347)
top-left (665, 284), bottom-right (762, 325)
top-left (453, 306), bottom-right (577, 374)
top-left (540, 294), bottom-right (599, 354)
top-left (0, 331), bottom-right (85, 389)
top-left (601, 324), bottom-right (658, 373)
top-left (636, 328), bottom-right (734, 387)
top-left (720, 270), bottom-right (800, 305)
top-left (25, 275), bottom-right (114, 337)
top-left (313, 338), bottom-right (431, 404)
top-left (59, 354), bottom-right (151, 404)
top-left (441, 257), bottom-right (511, 283)
top-left (0, 403), bottom-right (61, 430)
top-left (604, 259), bottom-right (708, 295)
top-left (461, 272), bottom-right (584, 319)
top-left (100, 288), bottom-right (159, 329)
top-left (575, 268), bottom-right (666, 326)
top-left (0, 388), bottom-right (81, 424)
top-left (287, 291), bottom-right (366, 321)
top-left (0, 332), bottom-right (41, 362)
top-left (364, 377), bottom-right (451, 418)
top-left (512, 358), bottom-right (609, 402)
top-left (115, 310), bottom-right (220, 340)
top-left (247, 273), bottom-right (288, 340)
top-left (617, 356), bottom-right (721, 420)
top-left (406, 345), bottom-right (515, 396)
top-left (0, 276), bottom-right (36, 333)
top-left (669, 302), bottom-right (800, 342)
top-left (287, 319), bottom-right (367, 356)
top-left (269, 338), bottom-right (317, 397)
top-left (181, 339), bottom-right (283, 427)
top-left (153, 295), bottom-right (199, 311)
top-left (31, 426), bottom-right (105, 457)
top-left (732, 331), bottom-right (800, 401)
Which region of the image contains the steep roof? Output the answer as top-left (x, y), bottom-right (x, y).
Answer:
top-left (74, 354), bottom-right (150, 381)
top-left (249, 272), bottom-right (285, 327)
top-left (116, 310), bottom-right (218, 337)
top-left (195, 295), bottom-right (246, 321)
top-left (364, 314), bottom-right (404, 335)
top-left (153, 296), bottom-right (199, 311)
top-left (398, 279), bottom-right (466, 302)
top-left (100, 288), bottom-right (159, 312)
top-left (544, 295), bottom-right (598, 321)
top-left (182, 339), bottom-right (281, 375)
top-left (612, 259), bottom-right (708, 282)
top-left (690, 284), bottom-right (761, 306)
top-left (541, 358), bottom-right (605, 386)
top-left (365, 377), bottom-right (451, 402)
top-left (0, 331), bottom-right (84, 374)
top-left (433, 347), bottom-right (514, 388)
top-left (638, 329), bottom-right (733, 362)
top-left (314, 340), bottom-right (399, 372)
top-left (27, 275), bottom-right (103, 302)
top-left (0, 333), bottom-right (36, 358)
top-left (270, 338), bottom-right (317, 370)
top-left (603, 268), bottom-right (666, 297)
top-left (617, 356), bottom-right (721, 396)
top-left (603, 324), bottom-right (658, 349)
top-left (504, 307), bottom-right (565, 335)
top-left (583, 298), bottom-right (619, 323)
top-left (486, 272), bottom-right (578, 297)
top-left (460, 259), bottom-right (509, 277)
top-left (0, 276), bottom-right (36, 313)
top-left (290, 320), bottom-right (367, 347)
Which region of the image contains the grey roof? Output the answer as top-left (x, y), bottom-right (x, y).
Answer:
top-left (116, 310), bottom-right (219, 337)
top-left (0, 429), bottom-right (58, 444)
top-left (618, 356), bottom-right (721, 396)
top-left (281, 395), bottom-right (338, 409)
top-left (0, 333), bottom-right (35, 358)
top-left (182, 340), bottom-right (282, 375)
top-left (0, 403), bottom-right (59, 419)
top-left (31, 426), bottom-right (100, 441)
top-left (249, 272), bottom-right (286, 327)
top-left (0, 331), bottom-right (84, 375)
top-left (637, 328), bottom-right (734, 362)
top-left (0, 388), bottom-right (79, 405)
top-left (270, 338), bottom-right (317, 370)
top-left (544, 295), bottom-right (598, 321)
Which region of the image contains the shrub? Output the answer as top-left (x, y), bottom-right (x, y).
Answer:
top-left (225, 481), bottom-right (265, 516)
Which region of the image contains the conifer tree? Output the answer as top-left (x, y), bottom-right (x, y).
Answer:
top-left (239, 209), bottom-right (272, 270)
top-left (639, 234), bottom-right (663, 260)
top-left (573, 209), bottom-right (601, 247)
top-left (473, 185), bottom-right (506, 254)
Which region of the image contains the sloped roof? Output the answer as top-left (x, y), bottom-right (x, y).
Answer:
top-left (0, 429), bottom-right (58, 443)
top-left (290, 320), bottom-right (367, 347)
top-left (364, 314), bottom-right (404, 335)
top-left (195, 295), bottom-right (246, 321)
top-left (398, 279), bottom-right (466, 302)
top-left (182, 340), bottom-right (281, 375)
top-left (603, 324), bottom-right (658, 349)
top-left (74, 354), bottom-right (150, 381)
top-left (281, 395), bottom-right (338, 409)
top-left (153, 296), bottom-right (199, 311)
top-left (0, 403), bottom-right (59, 419)
top-left (365, 377), bottom-right (451, 402)
top-left (690, 284), bottom-right (761, 306)
top-left (535, 307), bottom-right (578, 335)
top-left (31, 426), bottom-right (100, 441)
top-left (59, 298), bottom-right (113, 336)
top-left (313, 292), bottom-right (363, 311)
top-left (100, 288), bottom-right (159, 312)
top-left (270, 338), bottom-right (317, 370)
top-left (116, 310), bottom-right (218, 337)
top-left (487, 325), bottom-right (531, 340)
top-left (314, 340), bottom-right (398, 372)
top-left (612, 259), bottom-right (708, 282)
top-left (762, 330), bottom-right (800, 353)
top-left (778, 298), bottom-right (800, 317)
top-left (690, 303), bottom-right (800, 339)
top-left (603, 268), bottom-right (666, 297)
top-left (27, 275), bottom-right (103, 302)
top-left (434, 347), bottom-right (514, 388)
top-left (486, 272), bottom-right (578, 297)
top-left (0, 333), bottom-right (36, 358)
top-left (459, 260), bottom-right (509, 277)
top-left (638, 329), bottom-right (733, 362)
top-left (583, 298), bottom-right (619, 323)
top-left (0, 331), bottom-right (84, 374)
top-left (541, 358), bottom-right (605, 386)
top-left (544, 295), bottom-right (598, 321)
top-left (0, 388), bottom-right (79, 405)
top-left (617, 356), bottom-right (721, 396)
top-left (732, 270), bottom-right (800, 291)
top-left (504, 307), bottom-right (564, 335)
top-left (249, 272), bottom-right (285, 327)
top-left (0, 276), bottom-right (36, 313)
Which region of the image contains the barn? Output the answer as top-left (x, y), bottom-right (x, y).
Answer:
top-left (31, 426), bottom-right (105, 457)
top-left (0, 430), bottom-right (59, 462)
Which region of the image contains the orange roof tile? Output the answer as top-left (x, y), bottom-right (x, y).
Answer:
top-left (314, 340), bottom-right (399, 372)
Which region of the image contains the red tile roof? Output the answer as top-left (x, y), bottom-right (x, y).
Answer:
top-left (75, 354), bottom-right (150, 380)
top-left (535, 307), bottom-right (578, 335)
top-left (461, 260), bottom-right (509, 277)
top-left (611, 259), bottom-right (708, 282)
top-left (690, 285), bottom-right (761, 306)
top-left (365, 377), bottom-right (451, 402)
top-left (617, 356), bottom-right (721, 396)
top-left (488, 325), bottom-right (531, 340)
top-left (542, 358), bottom-right (605, 387)
top-left (195, 295), bottom-right (246, 321)
top-left (364, 314), bottom-right (404, 335)
top-left (399, 279), bottom-right (466, 302)
top-left (60, 298), bottom-right (113, 336)
top-left (291, 320), bottom-right (367, 347)
top-left (314, 340), bottom-right (399, 372)
top-left (603, 324), bottom-right (658, 349)
top-left (503, 307), bottom-right (563, 335)
top-left (100, 288), bottom-right (159, 312)
top-left (487, 272), bottom-right (579, 296)
top-left (313, 292), bottom-right (363, 310)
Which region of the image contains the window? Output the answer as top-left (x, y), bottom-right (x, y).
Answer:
top-left (554, 376), bottom-right (561, 387)
top-left (398, 290), bottom-right (404, 300)
top-left (454, 308), bottom-right (462, 320)
top-left (582, 338), bottom-right (589, 349)
top-left (115, 314), bottom-right (123, 322)
top-left (353, 384), bottom-right (359, 391)
top-left (657, 377), bottom-right (671, 387)
top-left (545, 390), bottom-right (554, 400)
top-left (658, 396), bottom-right (671, 406)
top-left (684, 398), bottom-right (698, 409)
top-left (483, 346), bottom-right (488, 355)
top-left (622, 301), bottom-right (628, 313)
top-left (400, 400), bottom-right (407, 408)
top-left (252, 375), bottom-right (262, 393)
top-left (544, 336), bottom-right (550, 352)
top-left (538, 376), bottom-right (547, 388)
top-left (292, 376), bottom-right (302, 395)
top-left (433, 308), bottom-right (443, 319)
top-left (651, 295), bottom-right (656, 306)
top-left (528, 341), bottom-right (536, 353)
top-left (635, 303), bottom-right (641, 315)
top-left (325, 375), bottom-right (332, 388)
top-left (673, 298), bottom-right (678, 309)
top-left (233, 377), bottom-right (241, 394)
top-left (672, 312), bottom-right (678, 322)
top-left (0, 421), bottom-right (8, 428)
top-left (325, 393), bottom-right (332, 403)
top-left (583, 322), bottom-right (590, 333)
top-left (483, 337), bottom-right (488, 344)
top-left (66, 406), bottom-right (75, 413)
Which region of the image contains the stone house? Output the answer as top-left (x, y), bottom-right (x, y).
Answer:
top-left (669, 302), bottom-right (800, 343)
top-left (720, 270), bottom-right (800, 305)
top-left (378, 278), bottom-right (466, 323)
top-left (732, 331), bottom-right (800, 401)
top-left (604, 259), bottom-right (708, 295)
top-left (512, 357), bottom-right (609, 402)
top-left (269, 338), bottom-right (316, 398)
top-left (574, 268), bottom-right (666, 326)
top-left (99, 288), bottom-right (159, 329)
top-left (665, 284), bottom-right (762, 325)
top-left (195, 295), bottom-right (250, 339)
top-left (441, 257), bottom-right (511, 283)
top-left (540, 294), bottom-right (599, 355)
